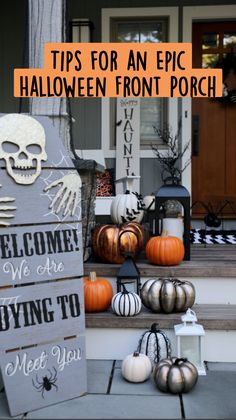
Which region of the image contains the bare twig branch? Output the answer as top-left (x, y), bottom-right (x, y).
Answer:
top-left (151, 123), bottom-right (191, 181)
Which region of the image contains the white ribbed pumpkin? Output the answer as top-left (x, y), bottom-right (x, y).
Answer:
top-left (111, 286), bottom-right (142, 316)
top-left (110, 190), bottom-right (144, 224)
top-left (122, 351), bottom-right (152, 383)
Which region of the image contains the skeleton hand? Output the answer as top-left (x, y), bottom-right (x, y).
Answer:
top-left (44, 173), bottom-right (82, 217)
top-left (0, 184), bottom-right (16, 226)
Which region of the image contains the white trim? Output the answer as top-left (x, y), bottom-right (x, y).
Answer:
top-left (101, 7), bottom-right (179, 159)
top-left (181, 97), bottom-right (192, 197)
top-left (182, 4), bottom-right (236, 195)
top-left (183, 5), bottom-right (236, 43)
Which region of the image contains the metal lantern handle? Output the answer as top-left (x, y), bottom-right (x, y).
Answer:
top-left (118, 229), bottom-right (140, 253)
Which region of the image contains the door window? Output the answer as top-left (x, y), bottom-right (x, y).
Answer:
top-left (193, 22), bottom-right (236, 69)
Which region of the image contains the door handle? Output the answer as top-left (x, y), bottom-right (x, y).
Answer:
top-left (192, 115), bottom-right (200, 156)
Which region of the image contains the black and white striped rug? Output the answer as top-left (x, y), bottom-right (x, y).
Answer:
top-left (190, 229), bottom-right (236, 244)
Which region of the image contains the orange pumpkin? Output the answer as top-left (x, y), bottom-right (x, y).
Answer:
top-left (146, 234), bottom-right (185, 266)
top-left (84, 271), bottom-right (113, 312)
top-left (92, 222), bottom-right (144, 264)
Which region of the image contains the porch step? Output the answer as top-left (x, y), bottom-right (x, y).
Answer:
top-left (84, 259), bottom-right (236, 278)
top-left (84, 246), bottom-right (236, 362)
top-left (84, 244), bottom-right (236, 277)
top-left (85, 304), bottom-right (236, 331)
top-left (85, 305), bottom-right (236, 362)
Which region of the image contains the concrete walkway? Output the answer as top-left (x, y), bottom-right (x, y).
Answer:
top-left (1, 360), bottom-right (236, 419)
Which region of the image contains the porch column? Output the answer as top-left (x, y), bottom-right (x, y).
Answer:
top-left (28, 0), bottom-right (70, 153)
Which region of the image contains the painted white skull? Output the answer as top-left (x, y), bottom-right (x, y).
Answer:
top-left (0, 114), bottom-right (47, 185)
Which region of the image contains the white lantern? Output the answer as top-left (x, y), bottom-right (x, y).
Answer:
top-left (174, 308), bottom-right (206, 375)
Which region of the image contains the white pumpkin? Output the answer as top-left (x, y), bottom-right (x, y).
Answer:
top-left (110, 190), bottom-right (144, 224)
top-left (137, 323), bottom-right (172, 366)
top-left (122, 351), bottom-right (152, 383)
top-left (111, 287), bottom-right (142, 316)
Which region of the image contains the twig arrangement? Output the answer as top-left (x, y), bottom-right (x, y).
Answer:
top-left (151, 122), bottom-right (191, 183)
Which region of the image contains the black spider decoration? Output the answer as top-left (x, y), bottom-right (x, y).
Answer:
top-left (32, 367), bottom-right (58, 398)
top-left (191, 200), bottom-right (236, 228)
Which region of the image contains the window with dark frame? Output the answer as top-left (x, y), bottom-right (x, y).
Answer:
top-left (110, 17), bottom-right (168, 148)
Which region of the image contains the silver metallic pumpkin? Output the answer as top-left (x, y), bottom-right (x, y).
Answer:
top-left (140, 277), bottom-right (195, 313)
top-left (153, 357), bottom-right (198, 394)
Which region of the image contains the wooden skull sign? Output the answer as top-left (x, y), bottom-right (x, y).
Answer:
top-left (0, 113), bottom-right (82, 225)
top-left (0, 114), bottom-right (47, 185)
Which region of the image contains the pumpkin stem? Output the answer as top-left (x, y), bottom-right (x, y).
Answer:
top-left (150, 323), bottom-right (160, 332)
top-left (89, 271), bottom-right (97, 282)
top-left (161, 229), bottom-right (169, 237)
top-left (174, 358), bottom-right (188, 365)
top-left (133, 351), bottom-right (140, 357)
top-left (173, 277), bottom-right (181, 285)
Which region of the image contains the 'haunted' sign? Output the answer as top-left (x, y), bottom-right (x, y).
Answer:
top-left (115, 99), bottom-right (140, 193)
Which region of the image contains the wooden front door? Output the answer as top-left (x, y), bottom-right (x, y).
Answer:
top-left (192, 21), bottom-right (236, 218)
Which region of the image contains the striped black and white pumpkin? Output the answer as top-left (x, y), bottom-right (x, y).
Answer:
top-left (137, 323), bottom-right (172, 366)
top-left (111, 286), bottom-right (142, 316)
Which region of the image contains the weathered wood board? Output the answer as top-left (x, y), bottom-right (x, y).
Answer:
top-left (0, 113), bottom-right (86, 416)
top-left (0, 168), bottom-right (82, 225)
top-left (0, 278), bottom-right (85, 350)
top-left (0, 222), bottom-right (83, 286)
top-left (1, 336), bottom-right (86, 416)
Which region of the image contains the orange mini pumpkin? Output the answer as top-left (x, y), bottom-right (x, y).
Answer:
top-left (146, 234), bottom-right (185, 266)
top-left (84, 271), bottom-right (113, 312)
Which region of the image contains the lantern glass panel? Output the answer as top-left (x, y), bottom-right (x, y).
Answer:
top-left (179, 336), bottom-right (200, 366)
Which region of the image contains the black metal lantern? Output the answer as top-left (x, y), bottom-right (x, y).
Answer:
top-left (116, 252), bottom-right (141, 294)
top-left (154, 182), bottom-right (191, 260)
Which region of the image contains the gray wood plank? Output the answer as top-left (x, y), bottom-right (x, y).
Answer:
top-left (85, 304), bottom-right (236, 330)
top-left (0, 278), bottom-right (85, 349)
top-left (84, 259), bottom-right (236, 278)
top-left (0, 222), bottom-right (83, 286)
top-left (0, 168), bottom-right (81, 225)
top-left (1, 336), bottom-right (86, 417)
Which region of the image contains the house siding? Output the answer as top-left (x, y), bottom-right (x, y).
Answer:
top-left (1, 1), bottom-right (236, 196)
top-left (68, 0), bottom-right (236, 195)
top-left (0, 0), bottom-right (27, 113)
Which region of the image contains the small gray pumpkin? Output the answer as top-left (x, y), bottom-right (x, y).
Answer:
top-left (141, 277), bottom-right (195, 313)
top-left (111, 286), bottom-right (142, 316)
top-left (137, 323), bottom-right (171, 366)
top-left (153, 357), bottom-right (198, 394)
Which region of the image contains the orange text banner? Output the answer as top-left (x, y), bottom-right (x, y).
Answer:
top-left (14, 43), bottom-right (222, 98)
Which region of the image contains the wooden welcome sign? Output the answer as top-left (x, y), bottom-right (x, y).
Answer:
top-left (0, 114), bottom-right (86, 416)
